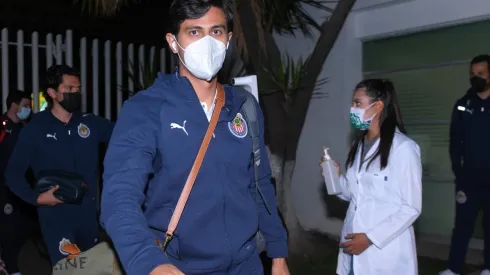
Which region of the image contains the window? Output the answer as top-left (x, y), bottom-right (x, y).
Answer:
top-left (367, 64), bottom-right (468, 183)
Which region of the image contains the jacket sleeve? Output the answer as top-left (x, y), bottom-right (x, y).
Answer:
top-left (449, 100), bottom-right (463, 178)
top-left (100, 97), bottom-right (168, 275)
top-left (4, 125), bottom-right (38, 205)
top-left (336, 175), bottom-right (351, 201)
top-left (366, 141), bottom-right (422, 249)
top-left (252, 99), bottom-right (288, 259)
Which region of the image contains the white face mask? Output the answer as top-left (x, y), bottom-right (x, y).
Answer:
top-left (350, 102), bottom-right (377, 130)
top-left (173, 35), bottom-right (228, 81)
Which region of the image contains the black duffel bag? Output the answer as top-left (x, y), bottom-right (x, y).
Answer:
top-left (35, 170), bottom-right (87, 205)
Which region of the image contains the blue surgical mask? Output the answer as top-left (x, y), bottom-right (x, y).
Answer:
top-left (17, 107), bottom-right (31, 120)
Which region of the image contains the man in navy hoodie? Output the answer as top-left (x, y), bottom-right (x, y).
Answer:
top-left (5, 65), bottom-right (114, 265)
top-left (442, 54), bottom-right (490, 275)
top-left (100, 0), bottom-right (289, 274)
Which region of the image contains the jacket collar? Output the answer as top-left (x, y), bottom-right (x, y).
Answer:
top-left (157, 73), bottom-right (246, 122)
top-left (46, 109), bottom-right (83, 126)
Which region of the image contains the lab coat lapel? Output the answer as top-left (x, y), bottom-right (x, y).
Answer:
top-left (353, 143), bottom-right (362, 178)
top-left (356, 138), bottom-right (380, 178)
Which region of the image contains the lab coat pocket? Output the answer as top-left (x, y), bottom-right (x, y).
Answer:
top-left (362, 171), bottom-right (390, 199)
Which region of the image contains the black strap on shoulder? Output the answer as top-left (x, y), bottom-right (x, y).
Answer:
top-left (233, 87), bottom-right (271, 215)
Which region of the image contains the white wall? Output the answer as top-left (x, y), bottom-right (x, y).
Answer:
top-left (277, 0), bottom-right (490, 236)
top-left (355, 0), bottom-right (490, 40)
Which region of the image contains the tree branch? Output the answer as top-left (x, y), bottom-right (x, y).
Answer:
top-left (236, 0), bottom-right (281, 81)
top-left (285, 0), bottom-right (357, 160)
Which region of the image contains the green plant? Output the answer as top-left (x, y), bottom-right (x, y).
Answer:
top-left (76, 0), bottom-right (335, 54)
top-left (257, 0), bottom-right (337, 37)
top-left (261, 54), bottom-right (328, 109)
top-left (74, 0), bottom-right (135, 16)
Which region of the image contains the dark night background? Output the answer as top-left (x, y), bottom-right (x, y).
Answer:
top-left (0, 0), bottom-right (171, 46)
top-left (0, 0), bottom-right (177, 116)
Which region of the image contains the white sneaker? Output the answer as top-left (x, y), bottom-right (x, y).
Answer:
top-left (481, 269), bottom-right (490, 275)
top-left (439, 269), bottom-right (459, 275)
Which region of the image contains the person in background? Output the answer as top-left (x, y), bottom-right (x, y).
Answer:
top-left (0, 89), bottom-right (35, 275)
top-left (4, 65), bottom-right (114, 266)
top-left (441, 54), bottom-right (490, 275)
top-left (100, 0), bottom-right (290, 274)
top-left (0, 259), bottom-right (7, 275)
top-left (321, 79), bottom-right (422, 275)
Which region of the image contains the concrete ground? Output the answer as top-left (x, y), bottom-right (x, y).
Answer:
top-left (417, 235), bottom-right (484, 275)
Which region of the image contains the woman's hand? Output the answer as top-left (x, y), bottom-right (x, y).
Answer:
top-left (340, 233), bottom-right (371, 255)
top-left (333, 161), bottom-right (340, 177)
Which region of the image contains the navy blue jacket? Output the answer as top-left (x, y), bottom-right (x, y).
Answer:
top-left (4, 110), bottom-right (113, 216)
top-left (450, 92), bottom-right (490, 183)
top-left (100, 73), bottom-right (288, 275)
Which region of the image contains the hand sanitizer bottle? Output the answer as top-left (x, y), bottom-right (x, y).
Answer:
top-left (321, 148), bottom-right (341, 195)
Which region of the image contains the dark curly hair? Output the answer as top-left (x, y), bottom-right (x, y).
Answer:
top-left (168, 0), bottom-right (234, 35)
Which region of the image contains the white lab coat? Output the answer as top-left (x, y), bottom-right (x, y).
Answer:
top-left (336, 131), bottom-right (422, 275)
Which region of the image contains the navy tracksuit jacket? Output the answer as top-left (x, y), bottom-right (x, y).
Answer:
top-left (0, 114), bottom-right (38, 273)
top-left (448, 92), bottom-right (490, 273)
top-left (100, 73), bottom-right (288, 275)
top-left (4, 110), bottom-right (113, 265)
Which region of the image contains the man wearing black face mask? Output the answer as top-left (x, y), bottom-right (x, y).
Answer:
top-left (442, 54), bottom-right (490, 275)
top-left (4, 65), bottom-right (114, 266)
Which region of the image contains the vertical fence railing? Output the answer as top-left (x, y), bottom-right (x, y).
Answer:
top-left (116, 42), bottom-right (123, 114)
top-left (80, 37), bottom-right (87, 113)
top-left (92, 39), bottom-right (99, 115)
top-left (17, 30), bottom-right (24, 92)
top-left (32, 32), bottom-right (39, 113)
top-left (0, 28), bottom-right (168, 120)
top-left (1, 29), bottom-right (8, 111)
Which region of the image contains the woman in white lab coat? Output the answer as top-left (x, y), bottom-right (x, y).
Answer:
top-left (324, 79), bottom-right (422, 275)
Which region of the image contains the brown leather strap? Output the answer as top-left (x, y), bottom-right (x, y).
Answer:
top-left (113, 256), bottom-right (118, 275)
top-left (163, 84), bottom-right (225, 250)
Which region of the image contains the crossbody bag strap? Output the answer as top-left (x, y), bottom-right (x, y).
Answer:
top-left (163, 83), bottom-right (225, 251)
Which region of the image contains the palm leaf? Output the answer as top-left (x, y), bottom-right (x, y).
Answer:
top-left (257, 0), bottom-right (337, 37)
top-left (261, 54), bottom-right (327, 105)
top-left (74, 0), bottom-right (138, 16)
top-left (77, 0), bottom-right (337, 55)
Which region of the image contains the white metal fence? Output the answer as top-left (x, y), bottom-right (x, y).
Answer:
top-left (0, 28), bottom-right (170, 120)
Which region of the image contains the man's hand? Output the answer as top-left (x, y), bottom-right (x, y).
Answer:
top-left (271, 258), bottom-right (290, 275)
top-left (36, 185), bottom-right (63, 206)
top-left (340, 233), bottom-right (371, 255)
top-left (149, 264), bottom-right (184, 275)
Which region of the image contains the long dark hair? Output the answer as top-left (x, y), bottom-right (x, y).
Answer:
top-left (345, 79), bottom-right (406, 170)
